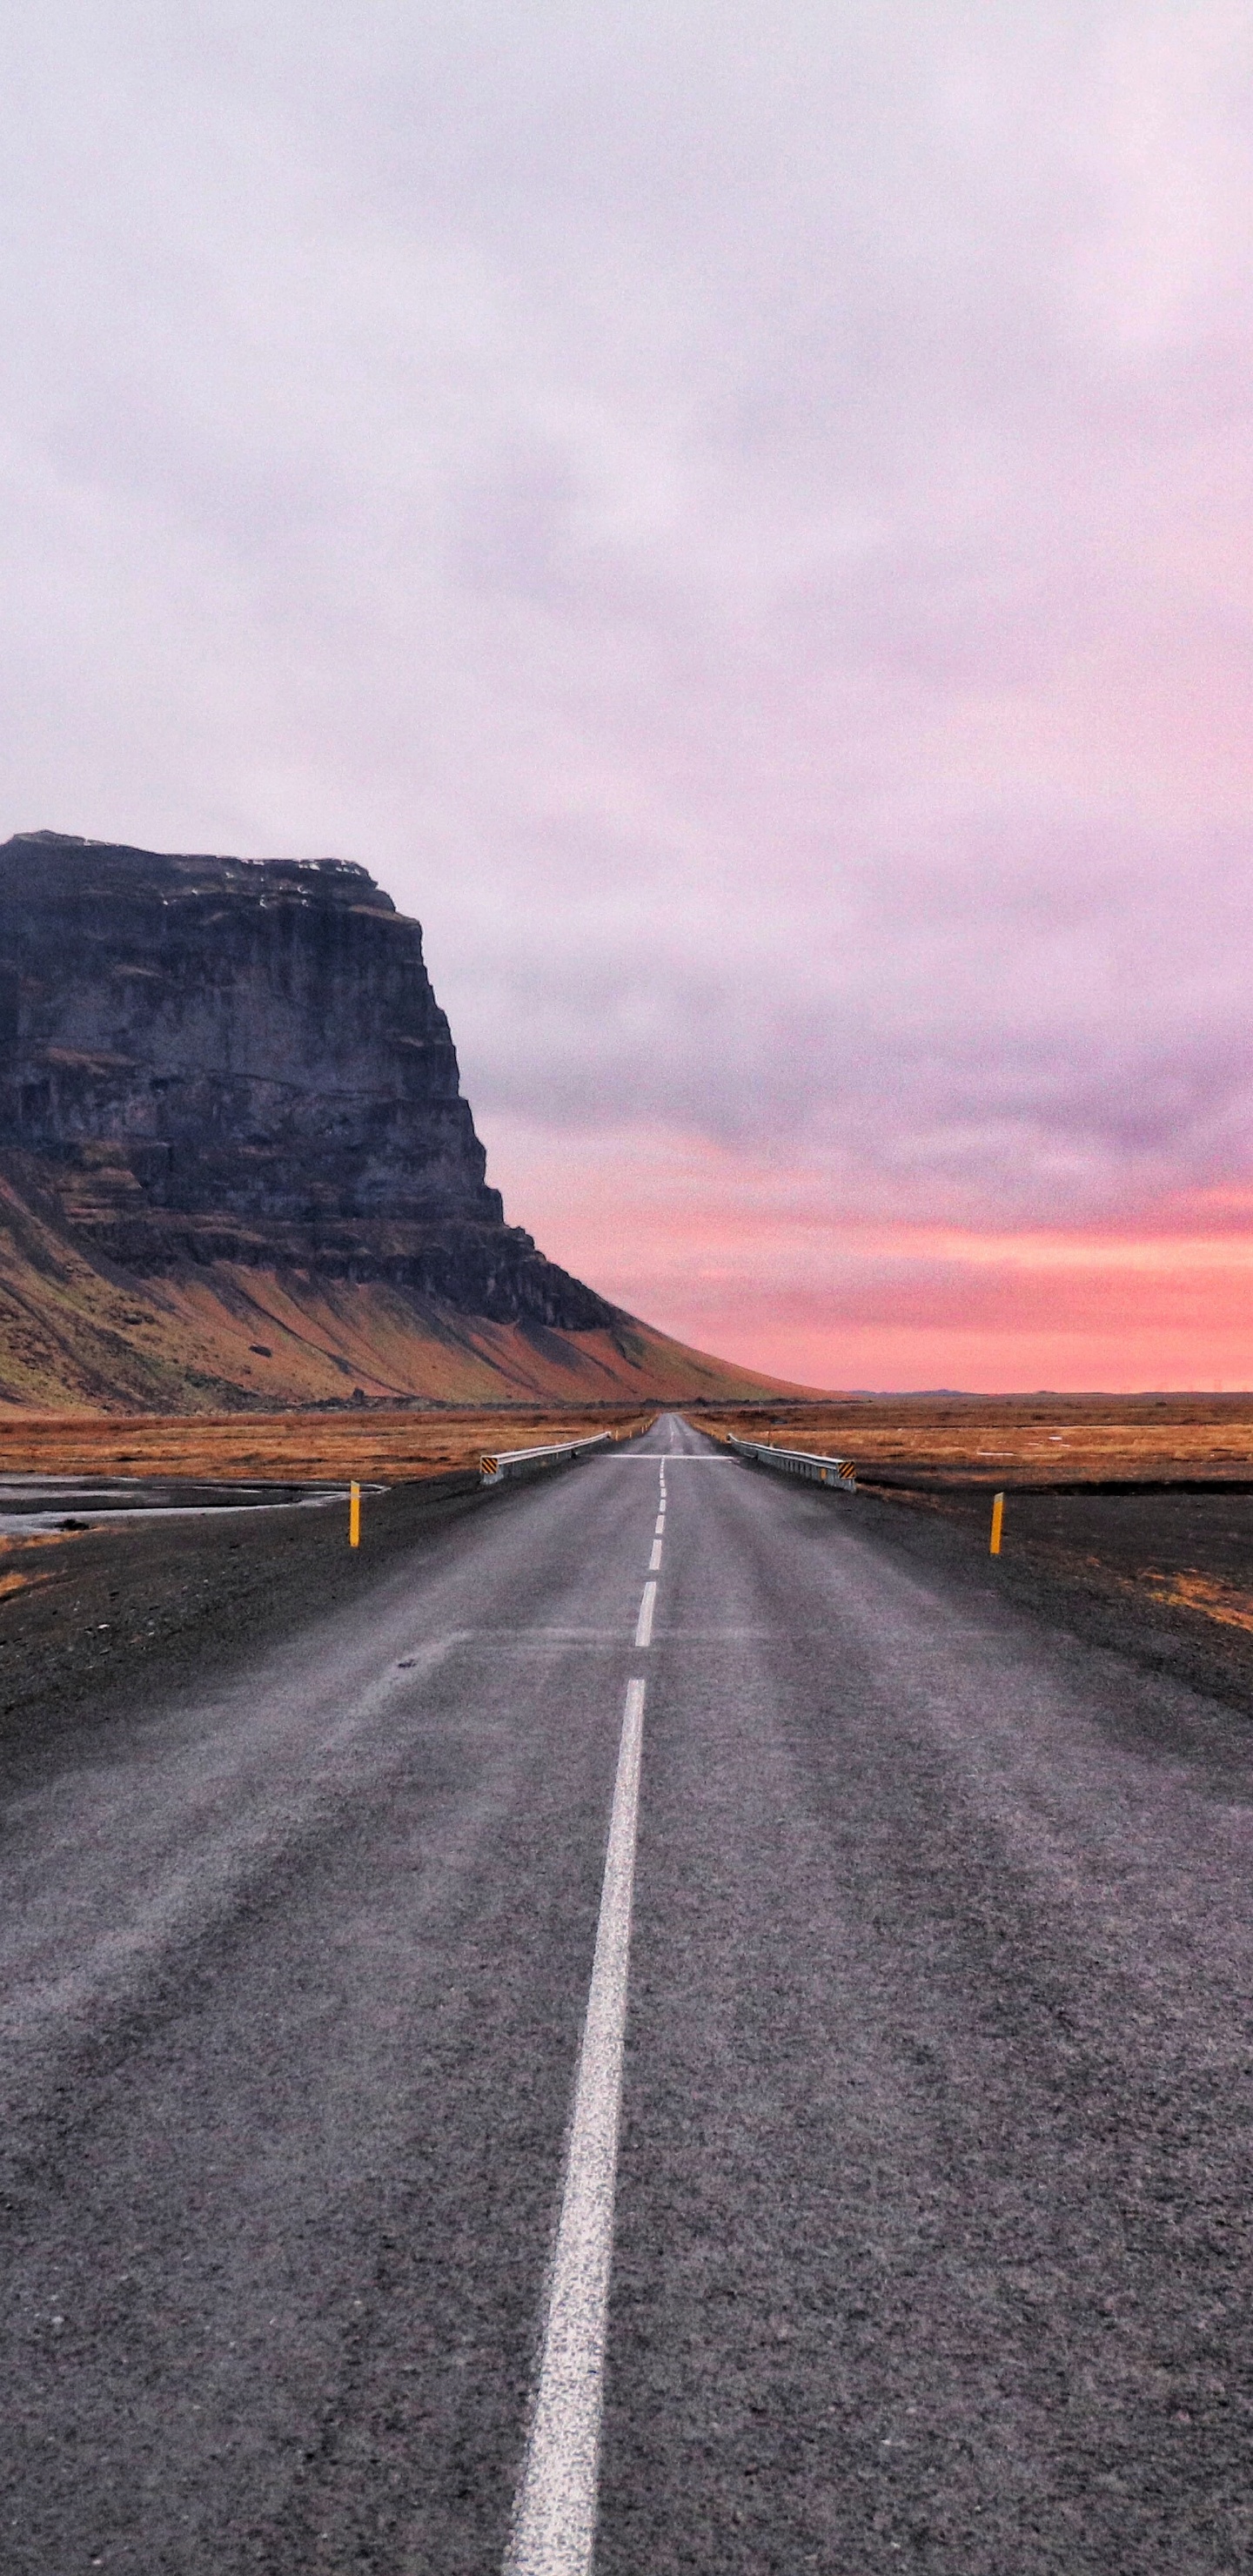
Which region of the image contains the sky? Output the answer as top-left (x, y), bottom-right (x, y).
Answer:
top-left (3, 3), bottom-right (1253, 1390)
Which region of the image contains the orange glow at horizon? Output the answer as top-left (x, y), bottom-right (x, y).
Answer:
top-left (480, 1117), bottom-right (1253, 1392)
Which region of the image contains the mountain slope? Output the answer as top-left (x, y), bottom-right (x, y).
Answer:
top-left (0, 1153), bottom-right (804, 1408)
top-left (0, 832), bottom-right (814, 1410)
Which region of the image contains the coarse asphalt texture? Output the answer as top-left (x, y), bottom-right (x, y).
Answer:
top-left (2, 1413), bottom-right (1251, 2573)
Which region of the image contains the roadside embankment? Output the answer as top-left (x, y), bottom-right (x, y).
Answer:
top-left (854, 1476), bottom-right (1253, 1721)
top-left (0, 1480), bottom-right (475, 1754)
top-left (694, 1399), bottom-right (1253, 1716)
top-left (0, 1409), bottom-right (653, 1754)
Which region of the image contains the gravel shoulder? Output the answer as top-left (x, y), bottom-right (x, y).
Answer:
top-left (849, 1474), bottom-right (1253, 1725)
top-left (0, 1472), bottom-right (482, 1767)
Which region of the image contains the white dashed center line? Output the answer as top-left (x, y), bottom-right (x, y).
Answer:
top-left (505, 1678), bottom-right (647, 2576)
top-left (648, 1540), bottom-right (663, 1572)
top-left (633, 1582), bottom-right (656, 1649)
top-left (653, 1515), bottom-right (665, 1536)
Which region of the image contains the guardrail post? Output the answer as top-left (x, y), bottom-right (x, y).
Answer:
top-left (478, 1430), bottom-right (614, 1489)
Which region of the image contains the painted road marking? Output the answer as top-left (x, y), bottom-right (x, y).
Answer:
top-left (653, 1514), bottom-right (665, 1535)
top-left (505, 1678), bottom-right (646, 2576)
top-left (634, 1583), bottom-right (656, 1649)
top-left (648, 1540), bottom-right (663, 1571)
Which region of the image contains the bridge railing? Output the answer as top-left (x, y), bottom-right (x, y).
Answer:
top-left (727, 1437), bottom-right (856, 1492)
top-left (479, 1432), bottom-right (614, 1487)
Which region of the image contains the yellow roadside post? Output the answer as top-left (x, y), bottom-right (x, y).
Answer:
top-left (349, 1479), bottom-right (361, 1548)
top-left (989, 1490), bottom-right (1004, 1555)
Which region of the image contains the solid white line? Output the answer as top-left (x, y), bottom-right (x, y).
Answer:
top-left (633, 1582), bottom-right (656, 1649)
top-left (504, 1679), bottom-right (646, 2576)
top-left (648, 1540), bottom-right (662, 1571)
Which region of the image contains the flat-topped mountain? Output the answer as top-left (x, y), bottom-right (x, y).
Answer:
top-left (0, 833), bottom-right (803, 1409)
top-left (0, 830), bottom-right (605, 1326)
top-left (0, 835), bottom-right (501, 1226)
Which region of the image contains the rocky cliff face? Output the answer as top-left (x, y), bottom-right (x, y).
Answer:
top-left (0, 831), bottom-right (611, 1331)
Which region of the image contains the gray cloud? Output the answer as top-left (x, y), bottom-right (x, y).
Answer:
top-left (2, 1), bottom-right (1253, 1261)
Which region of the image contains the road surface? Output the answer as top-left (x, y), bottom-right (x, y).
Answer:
top-left (1, 1413), bottom-right (1250, 2573)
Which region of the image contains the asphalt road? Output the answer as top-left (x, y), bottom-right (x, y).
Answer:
top-left (2, 1412), bottom-right (1251, 2573)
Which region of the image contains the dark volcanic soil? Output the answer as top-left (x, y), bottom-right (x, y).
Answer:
top-left (0, 1472), bottom-right (481, 1763)
top-left (854, 1476), bottom-right (1253, 1719)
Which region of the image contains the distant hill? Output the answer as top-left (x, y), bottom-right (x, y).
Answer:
top-left (0, 833), bottom-right (810, 1410)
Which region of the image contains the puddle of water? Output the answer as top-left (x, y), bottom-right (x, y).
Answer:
top-left (0, 1478), bottom-right (362, 1533)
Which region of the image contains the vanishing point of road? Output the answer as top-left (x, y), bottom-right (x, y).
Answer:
top-left (1, 1414), bottom-right (1250, 2573)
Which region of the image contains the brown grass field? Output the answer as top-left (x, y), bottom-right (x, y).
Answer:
top-left (4, 1397), bottom-right (1253, 1677)
top-left (5, 1393), bottom-right (1253, 1491)
top-left (0, 1404), bottom-right (656, 1486)
top-left (698, 1395), bottom-right (1253, 1670)
top-left (697, 1393), bottom-right (1253, 1485)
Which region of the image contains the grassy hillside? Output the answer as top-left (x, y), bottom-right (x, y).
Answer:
top-left (0, 1159), bottom-right (807, 1411)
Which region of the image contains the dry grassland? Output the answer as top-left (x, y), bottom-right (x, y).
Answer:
top-left (1146, 1570), bottom-right (1253, 1636)
top-left (697, 1394), bottom-right (1253, 1486)
top-left (0, 1405), bottom-right (655, 1486)
top-left (700, 1396), bottom-right (1253, 1666)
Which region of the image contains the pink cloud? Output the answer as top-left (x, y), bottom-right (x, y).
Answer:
top-left (482, 1120), bottom-right (1253, 1388)
top-left (3, 9), bottom-right (1253, 1388)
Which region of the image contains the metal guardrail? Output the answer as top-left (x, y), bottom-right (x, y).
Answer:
top-left (479, 1432), bottom-right (613, 1487)
top-left (728, 1437), bottom-right (857, 1492)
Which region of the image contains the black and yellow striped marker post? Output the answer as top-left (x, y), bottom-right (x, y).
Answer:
top-left (989, 1490), bottom-right (1004, 1555)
